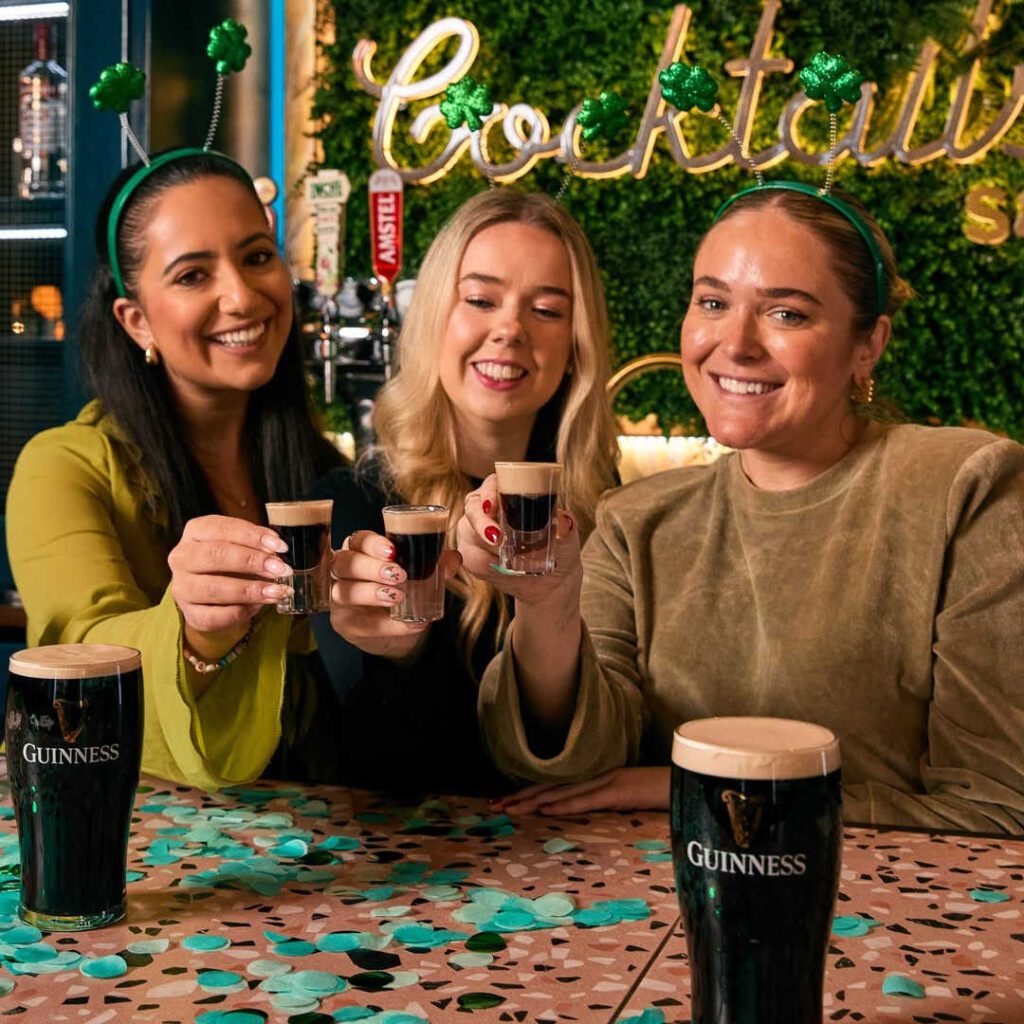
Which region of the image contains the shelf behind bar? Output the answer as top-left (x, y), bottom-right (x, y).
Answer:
top-left (0, 335), bottom-right (63, 346)
top-left (0, 3), bottom-right (69, 23)
top-left (0, 196), bottom-right (65, 226)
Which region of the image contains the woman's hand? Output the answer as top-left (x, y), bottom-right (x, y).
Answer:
top-left (459, 474), bottom-right (584, 743)
top-left (494, 767), bottom-right (671, 815)
top-left (168, 514), bottom-right (292, 654)
top-left (328, 529), bottom-right (462, 662)
top-left (457, 475), bottom-right (580, 605)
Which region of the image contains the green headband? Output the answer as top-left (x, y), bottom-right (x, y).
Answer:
top-left (107, 147), bottom-right (250, 298)
top-left (95, 19), bottom-right (254, 297)
top-left (713, 181), bottom-right (888, 318)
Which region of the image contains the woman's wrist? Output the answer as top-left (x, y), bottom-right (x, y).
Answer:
top-left (183, 622), bottom-right (252, 666)
top-left (183, 625), bottom-right (253, 675)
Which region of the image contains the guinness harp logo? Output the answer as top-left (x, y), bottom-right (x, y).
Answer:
top-left (53, 699), bottom-right (88, 744)
top-left (721, 789), bottom-right (765, 850)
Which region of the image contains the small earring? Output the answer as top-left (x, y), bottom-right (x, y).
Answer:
top-left (144, 343), bottom-right (160, 366)
top-left (851, 376), bottom-right (875, 405)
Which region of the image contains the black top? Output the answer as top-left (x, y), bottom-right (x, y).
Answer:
top-left (270, 387), bottom-right (566, 797)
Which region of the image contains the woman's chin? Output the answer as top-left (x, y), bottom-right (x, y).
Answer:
top-left (701, 420), bottom-right (764, 451)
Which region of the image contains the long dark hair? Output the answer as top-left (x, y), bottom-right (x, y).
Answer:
top-left (79, 150), bottom-right (342, 542)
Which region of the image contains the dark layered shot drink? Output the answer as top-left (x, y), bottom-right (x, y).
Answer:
top-left (671, 717), bottom-right (843, 1024)
top-left (382, 504), bottom-right (448, 623)
top-left (494, 462), bottom-right (562, 575)
top-left (265, 499), bottom-right (333, 614)
top-left (6, 644), bottom-right (144, 930)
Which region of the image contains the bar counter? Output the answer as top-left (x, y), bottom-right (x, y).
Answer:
top-left (0, 778), bottom-right (1020, 1022)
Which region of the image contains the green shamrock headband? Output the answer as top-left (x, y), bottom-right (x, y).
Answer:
top-left (654, 50), bottom-right (886, 316)
top-left (714, 182), bottom-right (887, 316)
top-left (90, 19), bottom-right (253, 297)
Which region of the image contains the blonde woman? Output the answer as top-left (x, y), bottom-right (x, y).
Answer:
top-left (309, 190), bottom-right (619, 795)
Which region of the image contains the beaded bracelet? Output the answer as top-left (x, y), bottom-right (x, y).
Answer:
top-left (182, 625), bottom-right (253, 675)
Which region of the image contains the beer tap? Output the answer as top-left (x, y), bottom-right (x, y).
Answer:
top-left (305, 168), bottom-right (351, 406)
top-left (368, 169), bottom-right (404, 383)
top-left (315, 298), bottom-right (338, 405)
top-left (297, 169), bottom-right (406, 455)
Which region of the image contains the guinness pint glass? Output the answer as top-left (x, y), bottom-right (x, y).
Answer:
top-left (6, 645), bottom-right (143, 930)
top-left (671, 717), bottom-right (842, 1024)
top-left (266, 499), bottom-right (333, 614)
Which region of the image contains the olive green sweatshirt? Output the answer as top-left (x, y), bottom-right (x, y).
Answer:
top-left (480, 423), bottom-right (1024, 834)
top-left (6, 402), bottom-right (303, 790)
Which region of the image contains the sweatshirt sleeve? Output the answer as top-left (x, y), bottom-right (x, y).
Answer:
top-left (843, 439), bottom-right (1024, 834)
top-left (478, 498), bottom-right (648, 782)
top-left (6, 426), bottom-right (292, 791)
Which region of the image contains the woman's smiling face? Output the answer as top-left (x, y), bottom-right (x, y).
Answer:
top-left (681, 205), bottom-right (881, 470)
top-left (438, 220), bottom-right (574, 438)
top-left (114, 175), bottom-right (293, 406)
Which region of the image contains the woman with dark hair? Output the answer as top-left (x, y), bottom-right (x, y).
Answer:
top-left (6, 149), bottom-right (344, 789)
top-left (461, 184), bottom-right (1024, 834)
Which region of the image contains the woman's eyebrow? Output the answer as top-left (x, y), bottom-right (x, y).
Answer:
top-left (459, 272), bottom-right (570, 299)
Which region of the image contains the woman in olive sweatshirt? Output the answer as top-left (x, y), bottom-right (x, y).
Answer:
top-left (460, 186), bottom-right (1024, 835)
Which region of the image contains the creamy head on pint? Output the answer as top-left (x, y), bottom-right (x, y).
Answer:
top-left (382, 505), bottom-right (448, 534)
top-left (672, 717), bottom-right (840, 780)
top-left (10, 644), bottom-right (141, 680)
top-left (494, 461), bottom-right (562, 494)
top-left (265, 499), bottom-right (333, 527)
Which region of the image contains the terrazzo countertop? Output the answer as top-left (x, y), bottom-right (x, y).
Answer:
top-left (0, 779), bottom-right (1019, 1023)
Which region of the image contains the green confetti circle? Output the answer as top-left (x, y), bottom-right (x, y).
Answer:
top-left (466, 931), bottom-right (506, 953)
top-left (184, 934), bottom-right (230, 951)
top-left (80, 955), bottom-right (128, 979)
top-left (882, 973), bottom-right (925, 998)
top-left (457, 992), bottom-right (505, 1010)
top-left (198, 969), bottom-right (246, 990)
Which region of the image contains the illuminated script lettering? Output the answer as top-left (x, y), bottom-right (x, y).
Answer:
top-left (353, 0), bottom-right (1022, 185)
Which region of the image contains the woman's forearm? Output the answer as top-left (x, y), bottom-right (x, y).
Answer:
top-left (511, 579), bottom-right (582, 751)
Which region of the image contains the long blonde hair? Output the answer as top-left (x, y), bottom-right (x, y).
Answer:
top-left (367, 190), bottom-right (619, 663)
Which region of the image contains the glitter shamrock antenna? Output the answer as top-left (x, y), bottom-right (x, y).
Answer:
top-left (798, 51), bottom-right (865, 195)
top-left (439, 74), bottom-right (499, 186)
top-left (88, 62), bottom-right (147, 164)
top-left (89, 17), bottom-right (252, 168)
top-left (658, 61), bottom-right (764, 184)
top-left (556, 89), bottom-right (630, 201)
top-left (88, 18), bottom-right (255, 297)
top-left (710, 50), bottom-right (885, 316)
top-left (205, 18), bottom-right (253, 149)
top-left (577, 90), bottom-right (629, 143)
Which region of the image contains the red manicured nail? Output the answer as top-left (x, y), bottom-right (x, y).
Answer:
top-left (482, 499), bottom-right (492, 515)
top-left (484, 526), bottom-right (501, 546)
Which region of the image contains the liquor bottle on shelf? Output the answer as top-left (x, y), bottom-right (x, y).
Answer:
top-left (12, 22), bottom-right (67, 200)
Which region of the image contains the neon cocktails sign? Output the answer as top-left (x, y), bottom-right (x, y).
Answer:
top-left (352, 0), bottom-right (1022, 185)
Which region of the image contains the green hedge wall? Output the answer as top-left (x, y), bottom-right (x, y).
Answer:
top-left (315, 0), bottom-right (1024, 438)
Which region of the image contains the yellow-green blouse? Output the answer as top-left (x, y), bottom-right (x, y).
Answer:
top-left (6, 401), bottom-right (307, 790)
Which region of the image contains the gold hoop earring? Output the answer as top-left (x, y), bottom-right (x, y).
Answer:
top-left (851, 376), bottom-right (875, 406)
top-left (144, 343), bottom-right (160, 367)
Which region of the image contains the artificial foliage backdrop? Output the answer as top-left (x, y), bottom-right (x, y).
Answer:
top-left (315, 0), bottom-right (1024, 437)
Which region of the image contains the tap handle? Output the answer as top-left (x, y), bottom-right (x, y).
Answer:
top-left (324, 357), bottom-right (335, 406)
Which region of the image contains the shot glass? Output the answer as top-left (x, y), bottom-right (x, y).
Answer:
top-left (494, 462), bottom-right (562, 575)
top-left (265, 499), bottom-right (333, 614)
top-left (382, 504), bottom-right (448, 623)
